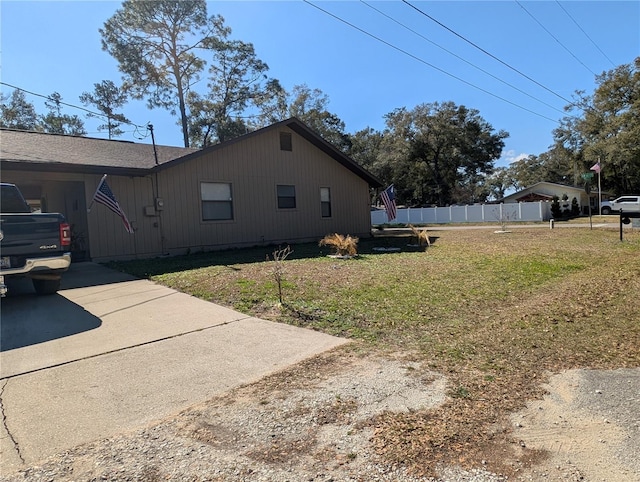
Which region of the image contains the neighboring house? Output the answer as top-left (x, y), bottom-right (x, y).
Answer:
top-left (502, 181), bottom-right (608, 214)
top-left (0, 118), bottom-right (381, 262)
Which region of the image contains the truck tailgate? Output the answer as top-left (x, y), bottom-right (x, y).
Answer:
top-left (1, 213), bottom-right (67, 265)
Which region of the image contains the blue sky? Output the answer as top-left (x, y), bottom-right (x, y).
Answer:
top-left (1, 1), bottom-right (638, 167)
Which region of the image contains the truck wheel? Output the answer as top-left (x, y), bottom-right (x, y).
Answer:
top-left (32, 278), bottom-right (61, 295)
top-left (601, 207), bottom-right (611, 215)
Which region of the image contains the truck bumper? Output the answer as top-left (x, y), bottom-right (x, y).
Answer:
top-left (0, 253), bottom-right (71, 296)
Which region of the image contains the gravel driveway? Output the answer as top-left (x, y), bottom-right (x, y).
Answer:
top-left (1, 350), bottom-right (638, 482)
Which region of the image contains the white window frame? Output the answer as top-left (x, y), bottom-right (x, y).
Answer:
top-left (201, 182), bottom-right (233, 221)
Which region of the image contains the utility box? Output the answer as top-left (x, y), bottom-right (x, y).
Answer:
top-left (144, 206), bottom-right (157, 216)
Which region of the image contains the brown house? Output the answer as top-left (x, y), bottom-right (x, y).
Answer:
top-left (0, 118), bottom-right (381, 262)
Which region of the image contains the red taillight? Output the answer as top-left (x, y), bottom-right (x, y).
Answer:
top-left (60, 222), bottom-right (71, 247)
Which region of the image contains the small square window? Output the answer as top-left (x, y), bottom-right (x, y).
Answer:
top-left (277, 185), bottom-right (296, 209)
top-left (280, 132), bottom-right (292, 151)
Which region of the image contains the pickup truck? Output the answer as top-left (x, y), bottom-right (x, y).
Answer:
top-left (600, 195), bottom-right (640, 215)
top-left (0, 183), bottom-right (72, 296)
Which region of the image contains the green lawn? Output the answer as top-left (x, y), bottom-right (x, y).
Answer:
top-left (107, 227), bottom-right (640, 475)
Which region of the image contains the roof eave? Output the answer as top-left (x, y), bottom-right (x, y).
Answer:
top-left (0, 160), bottom-right (150, 177)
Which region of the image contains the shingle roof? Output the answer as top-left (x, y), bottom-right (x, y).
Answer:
top-left (0, 129), bottom-right (195, 172)
top-left (0, 118), bottom-right (382, 188)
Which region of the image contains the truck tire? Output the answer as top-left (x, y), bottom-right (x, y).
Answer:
top-left (601, 206), bottom-right (611, 215)
top-left (32, 278), bottom-right (61, 295)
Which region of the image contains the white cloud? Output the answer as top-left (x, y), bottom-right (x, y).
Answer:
top-left (497, 150), bottom-right (528, 167)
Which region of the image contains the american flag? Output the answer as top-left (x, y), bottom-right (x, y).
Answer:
top-left (380, 185), bottom-right (397, 222)
top-left (590, 161), bottom-right (601, 174)
top-left (92, 175), bottom-right (134, 233)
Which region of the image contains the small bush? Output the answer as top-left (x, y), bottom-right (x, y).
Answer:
top-left (319, 233), bottom-right (359, 256)
top-left (551, 196), bottom-right (562, 218)
top-left (409, 224), bottom-right (431, 246)
top-left (571, 197), bottom-right (580, 216)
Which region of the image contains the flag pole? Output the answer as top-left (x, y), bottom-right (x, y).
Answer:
top-left (87, 174), bottom-right (107, 213)
top-left (597, 157), bottom-right (601, 216)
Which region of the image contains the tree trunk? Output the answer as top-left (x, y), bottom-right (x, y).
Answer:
top-left (176, 81), bottom-right (190, 148)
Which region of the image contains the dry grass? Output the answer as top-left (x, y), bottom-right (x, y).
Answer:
top-left (409, 224), bottom-right (431, 246)
top-left (318, 233), bottom-right (359, 256)
top-left (108, 227), bottom-right (640, 476)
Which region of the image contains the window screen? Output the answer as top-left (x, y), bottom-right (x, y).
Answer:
top-left (277, 185), bottom-right (296, 209)
top-left (320, 187), bottom-right (331, 217)
top-left (201, 182), bottom-right (233, 221)
top-left (280, 132), bottom-right (292, 151)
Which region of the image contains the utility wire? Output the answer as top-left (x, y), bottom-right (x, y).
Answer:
top-left (0, 81), bottom-right (150, 131)
top-left (515, 1), bottom-right (597, 76)
top-left (555, 0), bottom-right (616, 68)
top-left (303, 0), bottom-right (559, 123)
top-left (401, 0), bottom-right (575, 106)
top-left (361, 0), bottom-right (567, 116)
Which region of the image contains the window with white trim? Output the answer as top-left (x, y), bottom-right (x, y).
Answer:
top-left (201, 182), bottom-right (233, 221)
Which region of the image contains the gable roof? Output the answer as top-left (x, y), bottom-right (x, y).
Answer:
top-left (517, 181), bottom-right (586, 193)
top-left (501, 181), bottom-right (611, 203)
top-left (502, 182), bottom-right (589, 201)
top-left (0, 118), bottom-right (382, 187)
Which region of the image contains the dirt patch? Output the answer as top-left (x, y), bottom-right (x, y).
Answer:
top-left (173, 350), bottom-right (448, 479)
top-left (1, 352), bottom-right (638, 481)
top-left (512, 368), bottom-right (640, 481)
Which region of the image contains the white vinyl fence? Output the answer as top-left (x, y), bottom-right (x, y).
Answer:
top-left (371, 201), bottom-right (552, 225)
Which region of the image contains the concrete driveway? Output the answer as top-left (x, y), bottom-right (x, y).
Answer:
top-left (0, 262), bottom-right (348, 474)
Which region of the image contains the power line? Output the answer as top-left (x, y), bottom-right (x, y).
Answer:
top-left (515, 1), bottom-right (597, 76)
top-left (303, 1), bottom-right (560, 123)
top-left (555, 0), bottom-right (616, 68)
top-left (0, 81), bottom-right (150, 132)
top-left (401, 0), bottom-right (575, 106)
top-left (360, 0), bottom-right (567, 116)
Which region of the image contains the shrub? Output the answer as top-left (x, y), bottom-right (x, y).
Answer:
top-left (551, 196), bottom-right (562, 218)
top-left (319, 233), bottom-right (359, 256)
top-left (571, 197), bottom-right (580, 216)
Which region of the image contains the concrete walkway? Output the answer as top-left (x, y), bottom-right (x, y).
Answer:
top-left (0, 263), bottom-right (348, 474)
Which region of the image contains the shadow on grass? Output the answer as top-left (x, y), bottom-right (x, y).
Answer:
top-left (105, 232), bottom-right (440, 278)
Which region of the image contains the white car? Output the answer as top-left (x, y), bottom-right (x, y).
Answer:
top-left (600, 195), bottom-right (640, 215)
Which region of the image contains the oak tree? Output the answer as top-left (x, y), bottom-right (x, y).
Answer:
top-left (287, 84), bottom-right (351, 152)
top-left (564, 58), bottom-right (640, 194)
top-left (382, 102), bottom-right (508, 206)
